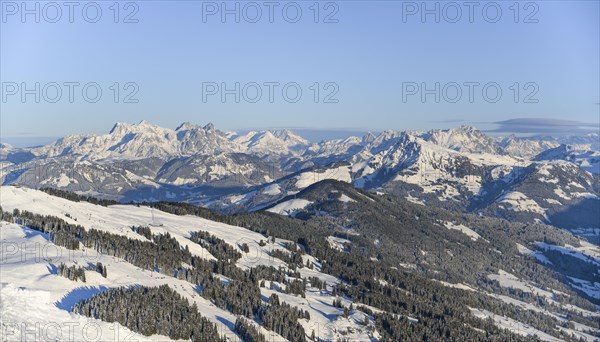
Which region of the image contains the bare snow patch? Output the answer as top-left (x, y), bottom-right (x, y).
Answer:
top-left (435, 280), bottom-right (476, 292)
top-left (535, 242), bottom-right (600, 266)
top-left (405, 194), bottom-right (425, 205)
top-left (499, 192), bottom-right (545, 215)
top-left (262, 183), bottom-right (281, 196)
top-left (338, 194), bottom-right (356, 203)
top-left (516, 243), bottom-right (533, 255)
top-left (469, 308), bottom-right (559, 341)
top-left (488, 270), bottom-right (554, 299)
top-left (267, 199), bottom-right (312, 216)
top-left (327, 236), bottom-right (351, 251)
top-left (568, 277), bottom-right (600, 300)
top-left (442, 221), bottom-right (482, 241)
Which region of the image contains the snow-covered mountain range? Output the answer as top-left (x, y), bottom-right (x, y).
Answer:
top-left (1, 121), bottom-right (598, 237)
top-left (1, 122), bottom-right (599, 341)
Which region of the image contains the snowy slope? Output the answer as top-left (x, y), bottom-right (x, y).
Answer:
top-left (0, 186), bottom-right (378, 341)
top-left (421, 126), bottom-right (505, 154)
top-left (535, 145), bottom-right (600, 175)
top-left (267, 199), bottom-right (313, 216)
top-left (232, 129), bottom-right (309, 155)
top-left (0, 221), bottom-right (249, 341)
top-left (499, 135), bottom-right (560, 159)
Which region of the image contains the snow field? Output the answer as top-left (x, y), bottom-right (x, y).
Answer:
top-left (1, 186), bottom-right (372, 341)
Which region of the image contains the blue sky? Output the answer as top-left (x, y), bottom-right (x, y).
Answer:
top-left (1, 0), bottom-right (599, 146)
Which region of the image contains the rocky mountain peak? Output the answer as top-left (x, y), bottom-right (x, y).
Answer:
top-left (203, 123), bottom-right (215, 132)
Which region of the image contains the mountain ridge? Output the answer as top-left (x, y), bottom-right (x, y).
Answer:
top-left (1, 121), bottom-right (597, 239)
